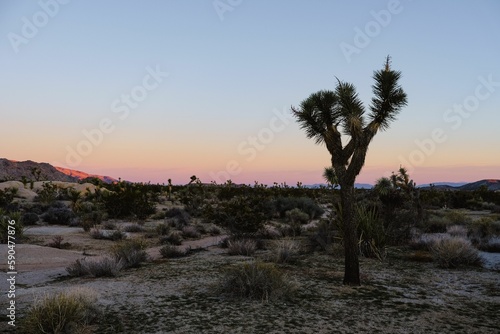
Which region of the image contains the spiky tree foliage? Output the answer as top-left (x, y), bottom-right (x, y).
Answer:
top-left (292, 57), bottom-right (407, 285)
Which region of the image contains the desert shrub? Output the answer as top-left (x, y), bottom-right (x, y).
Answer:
top-left (227, 239), bottom-right (257, 256)
top-left (101, 183), bottom-right (156, 219)
top-left (111, 239), bottom-right (148, 268)
top-left (431, 236), bottom-right (483, 268)
top-left (66, 257), bottom-right (123, 277)
top-left (406, 250), bottom-right (433, 262)
top-left (208, 224), bottom-right (222, 236)
top-left (155, 222), bottom-right (170, 236)
top-left (182, 225), bottom-right (201, 239)
top-left (20, 288), bottom-right (100, 334)
top-left (161, 230), bottom-right (183, 245)
top-left (164, 208), bottom-right (191, 228)
top-left (445, 210), bottom-right (472, 225)
top-left (356, 205), bottom-right (386, 259)
top-left (48, 235), bottom-right (70, 249)
top-left (259, 225), bottom-right (282, 239)
top-left (204, 195), bottom-right (268, 237)
top-left (218, 261), bottom-right (296, 301)
top-left (80, 211), bottom-right (104, 232)
top-left (0, 187), bottom-right (16, 209)
top-left (102, 221), bottom-right (117, 230)
top-left (447, 225), bottom-right (468, 238)
top-left (274, 197), bottom-right (324, 220)
top-left (272, 239), bottom-right (299, 264)
top-left (307, 219), bottom-right (335, 252)
top-left (21, 212), bottom-right (39, 225)
top-left (42, 207), bottom-right (75, 225)
top-left (423, 214), bottom-right (450, 233)
top-left (277, 222), bottom-right (302, 237)
top-left (34, 182), bottom-right (59, 205)
top-left (409, 233), bottom-right (448, 251)
top-left (159, 245), bottom-right (187, 258)
top-left (469, 217), bottom-right (500, 239)
top-left (89, 228), bottom-right (105, 239)
top-left (285, 208), bottom-right (310, 225)
top-left (123, 223), bottom-right (145, 233)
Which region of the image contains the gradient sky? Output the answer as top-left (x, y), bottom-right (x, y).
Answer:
top-left (1, 0), bottom-right (499, 185)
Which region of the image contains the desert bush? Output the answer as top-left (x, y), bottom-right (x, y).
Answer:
top-left (111, 239), bottom-right (148, 268)
top-left (273, 197), bottom-right (324, 219)
top-left (409, 233), bottom-right (448, 251)
top-left (356, 205), bottom-right (386, 259)
top-left (447, 225), bottom-right (468, 238)
top-left (102, 221), bottom-right (117, 230)
top-left (21, 212), bottom-right (39, 225)
top-left (469, 217), bottom-right (500, 239)
top-left (423, 214), bottom-right (450, 233)
top-left (445, 210), bottom-right (472, 225)
top-left (161, 230), bottom-right (183, 245)
top-left (208, 224), bottom-right (222, 236)
top-left (80, 211), bottom-right (104, 232)
top-left (159, 245), bottom-right (187, 258)
top-left (307, 219), bottom-right (335, 252)
top-left (20, 288), bottom-right (100, 334)
top-left (272, 239), bottom-right (299, 264)
top-left (227, 238), bottom-right (257, 256)
top-left (42, 207), bottom-right (75, 225)
top-left (277, 222), bottom-right (302, 237)
top-left (182, 225), bottom-right (201, 239)
top-left (66, 257), bottom-right (123, 277)
top-left (431, 236), bottom-right (483, 268)
top-left (218, 261), bottom-right (296, 301)
top-left (123, 223), bottom-right (145, 233)
top-left (285, 208), bottom-right (310, 224)
top-left (34, 182), bottom-right (59, 205)
top-left (48, 235), bottom-right (70, 249)
top-left (155, 222), bottom-right (170, 236)
top-left (165, 208), bottom-right (191, 228)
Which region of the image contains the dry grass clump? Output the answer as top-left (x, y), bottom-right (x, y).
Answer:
top-left (20, 288), bottom-right (100, 334)
top-left (66, 257), bottom-right (123, 277)
top-left (89, 228), bottom-right (126, 241)
top-left (446, 225), bottom-right (468, 238)
top-left (122, 223), bottom-right (145, 233)
top-left (182, 225), bottom-right (201, 239)
top-left (272, 239), bottom-right (299, 263)
top-left (218, 261), bottom-right (296, 301)
top-left (159, 245), bottom-right (188, 258)
top-left (111, 239), bottom-right (149, 268)
top-left (227, 239), bottom-right (257, 256)
top-left (160, 230), bottom-right (183, 245)
top-left (431, 236), bottom-right (483, 268)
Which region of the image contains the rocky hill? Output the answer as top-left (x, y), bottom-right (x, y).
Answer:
top-left (0, 159), bottom-right (117, 183)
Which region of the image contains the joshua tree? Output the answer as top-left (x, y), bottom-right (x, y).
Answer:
top-left (292, 57), bottom-right (407, 285)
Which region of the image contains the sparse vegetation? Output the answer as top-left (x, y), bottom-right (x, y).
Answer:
top-left (431, 236), bottom-right (483, 268)
top-left (218, 261), bottom-right (296, 301)
top-left (111, 239), bottom-right (149, 268)
top-left (20, 288), bottom-right (101, 334)
top-left (227, 238), bottom-right (257, 256)
top-left (66, 257), bottom-right (123, 277)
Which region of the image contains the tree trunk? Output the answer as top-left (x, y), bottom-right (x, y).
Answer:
top-left (340, 183), bottom-right (360, 286)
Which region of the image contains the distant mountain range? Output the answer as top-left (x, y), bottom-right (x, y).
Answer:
top-left (1, 158), bottom-right (498, 191)
top-left (0, 159), bottom-right (117, 183)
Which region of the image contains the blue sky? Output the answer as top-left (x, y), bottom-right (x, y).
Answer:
top-left (1, 0), bottom-right (499, 184)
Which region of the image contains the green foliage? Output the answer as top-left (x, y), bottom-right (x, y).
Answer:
top-left (21, 212), bottom-right (39, 225)
top-left (273, 196), bottom-right (324, 220)
top-left (205, 195), bottom-right (268, 236)
top-left (42, 206), bottom-right (75, 225)
top-left (307, 219), bottom-right (336, 252)
top-left (20, 288), bottom-right (101, 334)
top-left (356, 205), bottom-right (385, 259)
top-left (218, 261), bottom-right (296, 301)
top-left (286, 208), bottom-right (310, 224)
top-left (100, 182), bottom-right (157, 219)
top-left (0, 187), bottom-right (16, 209)
top-left (35, 182), bottom-right (59, 205)
top-left (272, 239), bottom-right (299, 264)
